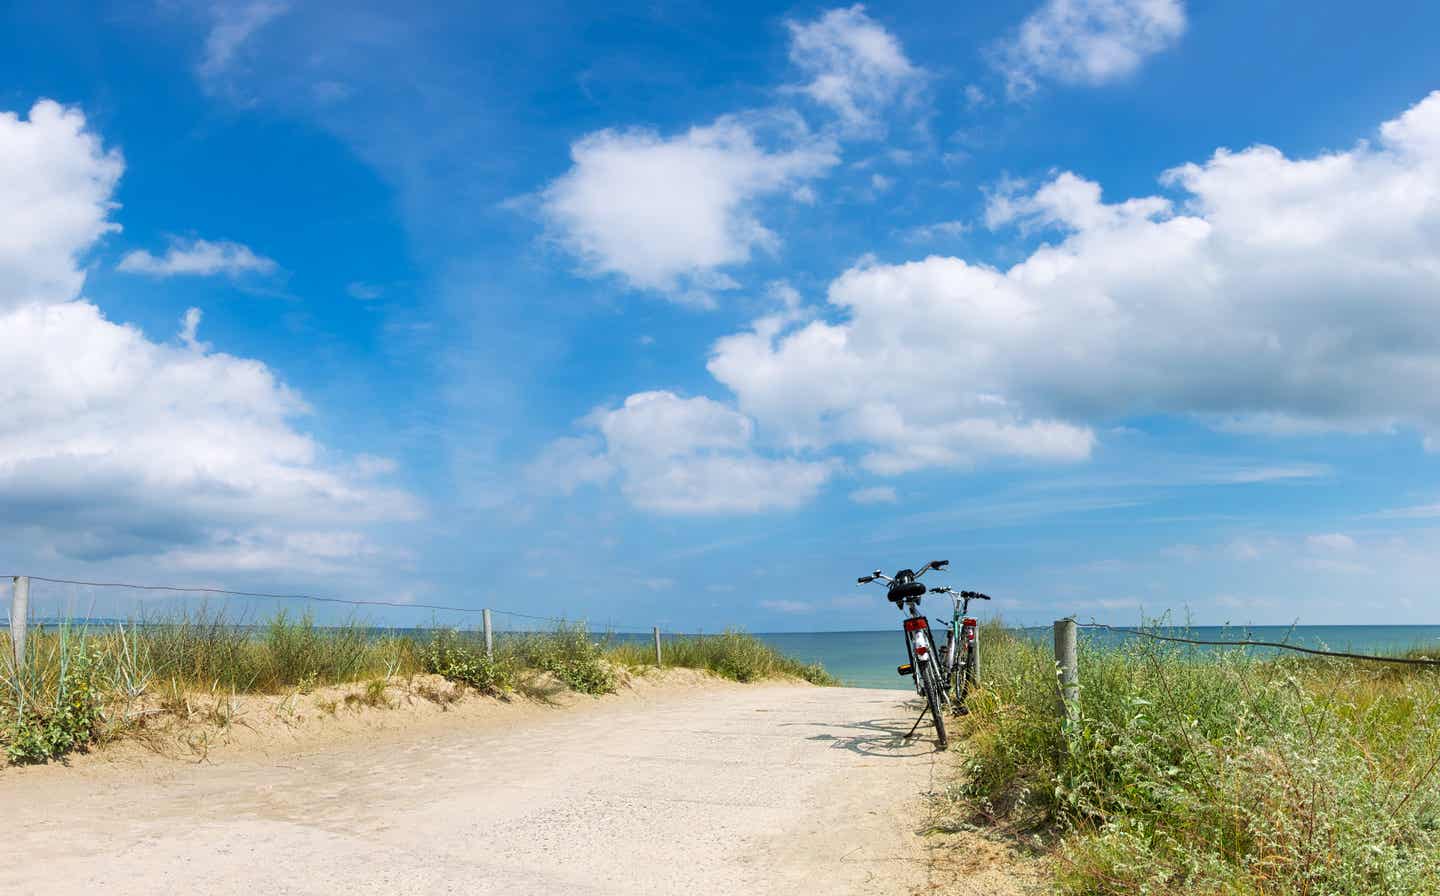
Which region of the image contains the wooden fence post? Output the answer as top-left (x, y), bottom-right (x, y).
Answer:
top-left (1054, 617), bottom-right (1078, 721)
top-left (653, 626), bottom-right (662, 666)
top-left (10, 575), bottom-right (28, 669)
top-left (483, 608), bottom-right (493, 659)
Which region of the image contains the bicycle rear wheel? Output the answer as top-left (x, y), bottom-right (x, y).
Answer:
top-left (921, 662), bottom-right (948, 749)
top-left (953, 647), bottom-right (975, 713)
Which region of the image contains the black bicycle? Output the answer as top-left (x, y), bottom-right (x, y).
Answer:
top-left (858, 560), bottom-right (951, 749)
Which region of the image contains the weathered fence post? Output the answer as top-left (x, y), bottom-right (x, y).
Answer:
top-left (1054, 617), bottom-right (1078, 721)
top-left (653, 626), bottom-right (662, 666)
top-left (482, 608), bottom-right (494, 659)
top-left (10, 575), bottom-right (29, 669)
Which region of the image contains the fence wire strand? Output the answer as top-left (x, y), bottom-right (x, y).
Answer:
top-left (4, 574), bottom-right (663, 634)
top-left (1076, 620), bottom-right (1440, 667)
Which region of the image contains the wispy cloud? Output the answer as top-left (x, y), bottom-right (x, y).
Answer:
top-left (849, 485), bottom-right (898, 504)
top-left (118, 238), bottom-right (278, 278)
top-left (1367, 501), bottom-right (1440, 520)
top-left (903, 219), bottom-right (970, 242)
top-left (785, 4), bottom-right (925, 135)
top-left (347, 281), bottom-right (383, 301)
top-left (993, 0), bottom-right (1186, 98)
top-left (199, 1), bottom-right (289, 80)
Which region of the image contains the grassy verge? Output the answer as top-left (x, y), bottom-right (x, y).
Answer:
top-left (1, 615), bottom-right (829, 765)
top-left (946, 622), bottom-right (1440, 895)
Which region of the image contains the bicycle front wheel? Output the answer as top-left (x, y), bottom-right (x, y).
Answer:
top-left (921, 662), bottom-right (948, 749)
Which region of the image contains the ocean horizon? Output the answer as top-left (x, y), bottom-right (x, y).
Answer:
top-left (754, 625), bottom-right (1440, 690)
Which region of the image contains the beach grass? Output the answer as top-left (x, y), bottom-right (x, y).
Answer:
top-left (0, 614), bottom-right (831, 765)
top-left (605, 629), bottom-right (837, 685)
top-left (944, 622), bottom-right (1440, 895)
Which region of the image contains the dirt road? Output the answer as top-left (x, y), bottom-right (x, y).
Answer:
top-left (2, 683), bottom-right (953, 895)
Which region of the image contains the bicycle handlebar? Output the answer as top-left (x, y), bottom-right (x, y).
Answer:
top-left (856, 560), bottom-right (948, 587)
top-left (930, 586), bottom-right (994, 601)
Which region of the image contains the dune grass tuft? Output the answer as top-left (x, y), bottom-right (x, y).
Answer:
top-left (2, 615), bottom-right (832, 765)
top-left (947, 622), bottom-right (1440, 895)
top-left (607, 629), bottom-right (837, 686)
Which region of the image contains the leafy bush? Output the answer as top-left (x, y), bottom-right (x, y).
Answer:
top-left (4, 635), bottom-right (104, 765)
top-left (951, 623), bottom-right (1440, 895)
top-left (420, 630), bottom-right (512, 694)
top-left (504, 624), bottom-right (616, 695)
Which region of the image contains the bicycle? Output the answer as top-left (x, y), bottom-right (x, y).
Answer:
top-left (927, 586), bottom-right (992, 714)
top-left (857, 560), bottom-right (951, 749)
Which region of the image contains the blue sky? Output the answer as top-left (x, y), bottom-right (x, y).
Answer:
top-left (3, 0), bottom-right (1440, 630)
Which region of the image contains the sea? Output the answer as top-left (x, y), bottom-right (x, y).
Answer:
top-left (753, 626), bottom-right (1440, 691)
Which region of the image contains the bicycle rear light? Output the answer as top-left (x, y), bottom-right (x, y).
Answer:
top-left (903, 616), bottom-right (929, 632)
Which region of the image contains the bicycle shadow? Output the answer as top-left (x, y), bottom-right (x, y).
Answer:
top-left (783, 701), bottom-right (943, 757)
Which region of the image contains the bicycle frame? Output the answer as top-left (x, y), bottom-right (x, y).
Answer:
top-left (932, 588), bottom-right (983, 709)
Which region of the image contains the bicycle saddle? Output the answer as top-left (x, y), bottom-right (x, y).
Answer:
top-left (887, 570), bottom-right (926, 602)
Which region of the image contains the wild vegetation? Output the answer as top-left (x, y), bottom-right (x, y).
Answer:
top-left (609, 629), bottom-right (836, 685)
top-left (0, 612), bottom-right (831, 765)
top-left (945, 622), bottom-right (1440, 895)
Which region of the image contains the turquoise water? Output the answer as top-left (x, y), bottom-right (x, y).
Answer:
top-left (756, 626), bottom-right (1440, 691)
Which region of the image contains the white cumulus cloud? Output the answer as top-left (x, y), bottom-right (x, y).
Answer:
top-left (531, 391), bottom-right (835, 514)
top-left (0, 100), bottom-right (416, 570)
top-left (0, 101), bottom-right (123, 310)
top-left (535, 6), bottom-right (928, 304)
top-left (995, 0), bottom-right (1186, 97)
top-left (540, 116), bottom-right (836, 304)
top-left (705, 91), bottom-right (1440, 475)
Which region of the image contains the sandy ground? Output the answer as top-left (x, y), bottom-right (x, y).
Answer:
top-left (1, 677), bottom-right (1042, 895)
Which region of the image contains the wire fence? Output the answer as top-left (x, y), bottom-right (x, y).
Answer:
top-left (2, 573), bottom-right (672, 639)
top-left (1074, 619), bottom-right (1440, 667)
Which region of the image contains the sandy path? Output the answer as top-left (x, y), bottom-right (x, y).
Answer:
top-left (2, 684), bottom-right (949, 895)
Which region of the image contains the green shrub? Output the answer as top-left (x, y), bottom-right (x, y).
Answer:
top-left (420, 630), bottom-right (512, 694)
top-left (4, 636), bottom-right (104, 765)
top-left (504, 624), bottom-right (616, 695)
